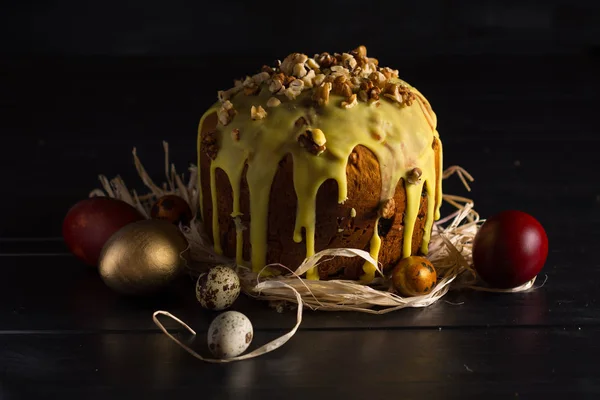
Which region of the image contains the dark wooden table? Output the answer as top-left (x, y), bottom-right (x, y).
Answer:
top-left (1, 53), bottom-right (599, 399)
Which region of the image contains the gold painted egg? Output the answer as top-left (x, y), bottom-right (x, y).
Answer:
top-left (98, 219), bottom-right (189, 295)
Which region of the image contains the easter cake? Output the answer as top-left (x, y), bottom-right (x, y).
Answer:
top-left (198, 46), bottom-right (443, 282)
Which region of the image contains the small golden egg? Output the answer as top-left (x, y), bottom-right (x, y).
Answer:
top-left (391, 256), bottom-right (437, 297)
top-left (98, 219), bottom-right (189, 295)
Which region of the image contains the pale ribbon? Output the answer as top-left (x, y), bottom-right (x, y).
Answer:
top-left (152, 280), bottom-right (303, 363)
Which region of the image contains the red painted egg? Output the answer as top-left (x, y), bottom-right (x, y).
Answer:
top-left (472, 210), bottom-right (548, 288)
top-left (62, 197), bottom-right (144, 266)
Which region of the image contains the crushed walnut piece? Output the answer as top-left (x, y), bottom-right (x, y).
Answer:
top-left (380, 67), bottom-right (399, 80)
top-left (341, 94), bottom-right (358, 109)
top-left (301, 69), bottom-right (316, 88)
top-left (298, 128), bottom-right (326, 155)
top-left (306, 58), bottom-right (320, 71)
top-left (244, 84), bottom-right (260, 96)
top-left (250, 105), bottom-right (267, 120)
top-left (293, 63), bottom-right (308, 78)
top-left (313, 73), bottom-right (326, 87)
top-left (368, 87), bottom-right (381, 103)
top-left (315, 52), bottom-right (336, 68)
top-left (218, 100), bottom-right (236, 126)
top-left (312, 82), bottom-right (332, 106)
top-left (332, 75), bottom-right (353, 98)
top-left (252, 71), bottom-right (270, 85)
top-left (281, 53), bottom-right (308, 76)
top-left (379, 198), bottom-right (396, 219)
top-left (201, 130), bottom-right (219, 160)
top-left (407, 167), bottom-right (423, 184)
top-left (398, 85), bottom-right (416, 106)
top-left (383, 82), bottom-right (402, 104)
top-left (284, 79), bottom-right (304, 100)
top-left (266, 97), bottom-right (281, 108)
top-left (231, 128), bottom-right (240, 142)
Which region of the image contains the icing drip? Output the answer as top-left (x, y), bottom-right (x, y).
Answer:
top-left (198, 79), bottom-right (441, 281)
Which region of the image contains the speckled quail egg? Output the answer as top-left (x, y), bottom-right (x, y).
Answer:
top-left (195, 265), bottom-right (241, 310)
top-left (207, 311), bottom-right (254, 359)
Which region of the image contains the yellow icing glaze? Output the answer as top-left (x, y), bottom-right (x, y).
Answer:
top-left (197, 78), bottom-right (442, 281)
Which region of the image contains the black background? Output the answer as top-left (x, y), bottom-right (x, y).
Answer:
top-left (1, 1), bottom-right (600, 398)
top-left (3, 0), bottom-right (599, 57)
top-left (1, 0), bottom-right (599, 239)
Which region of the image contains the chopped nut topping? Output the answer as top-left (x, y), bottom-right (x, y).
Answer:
top-left (341, 53), bottom-right (357, 70)
top-left (218, 85), bottom-right (243, 103)
top-left (310, 128), bottom-right (326, 146)
top-left (330, 65), bottom-right (349, 75)
top-left (266, 97), bottom-right (281, 108)
top-left (281, 53), bottom-right (308, 76)
top-left (292, 63), bottom-right (308, 78)
top-left (306, 58), bottom-right (320, 71)
top-left (352, 45), bottom-right (367, 59)
top-left (379, 198), bottom-right (396, 219)
top-left (244, 84), bottom-right (260, 96)
top-left (380, 67), bottom-right (399, 80)
top-left (358, 90), bottom-right (368, 102)
top-left (312, 81), bottom-right (332, 106)
top-left (284, 79), bottom-right (304, 100)
top-left (369, 72), bottom-right (387, 89)
top-left (301, 69), bottom-right (316, 88)
top-left (201, 130), bottom-right (219, 160)
top-left (217, 90), bottom-right (229, 103)
top-left (250, 105), bottom-right (267, 120)
top-left (252, 71), bottom-right (271, 85)
top-left (315, 52), bottom-right (336, 68)
top-left (383, 82), bottom-right (402, 103)
top-left (332, 75), bottom-right (353, 98)
top-left (407, 168), bottom-right (422, 184)
top-left (231, 128), bottom-right (240, 142)
top-left (398, 85), bottom-right (416, 106)
top-left (334, 75), bottom-right (347, 84)
top-left (341, 94), bottom-right (358, 109)
top-left (261, 65), bottom-right (275, 74)
top-left (298, 128), bottom-right (327, 155)
top-left (242, 76), bottom-right (254, 88)
top-left (368, 87), bottom-right (381, 103)
top-left (218, 100), bottom-right (236, 125)
top-left (214, 46), bottom-right (416, 113)
top-left (313, 74), bottom-right (326, 87)
top-left (360, 79), bottom-right (374, 91)
top-left (268, 74), bottom-right (284, 94)
top-left (283, 75), bottom-right (297, 87)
